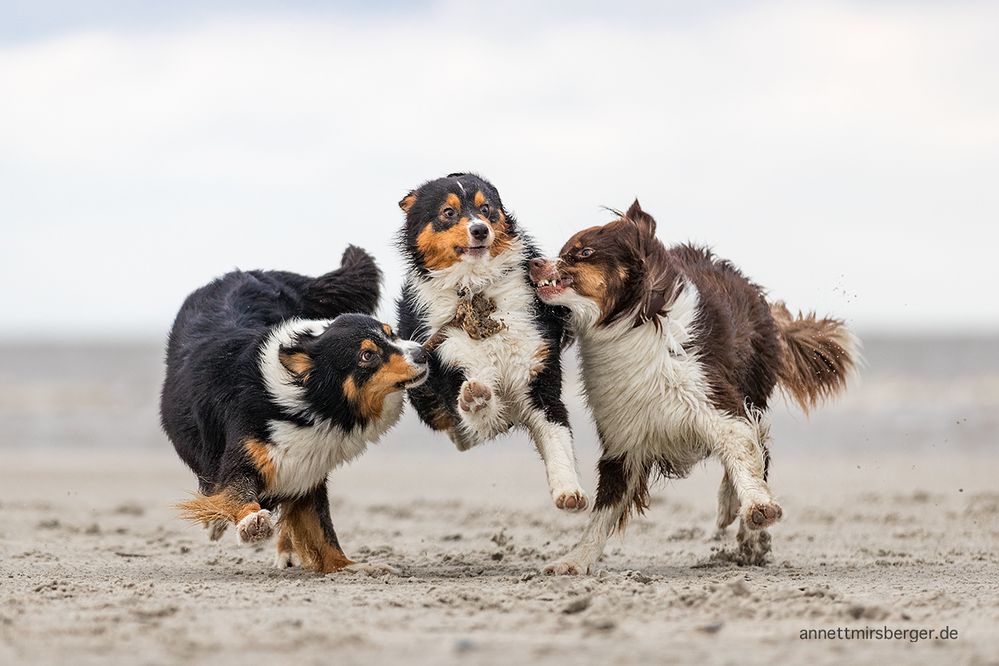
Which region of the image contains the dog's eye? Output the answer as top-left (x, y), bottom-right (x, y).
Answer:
top-left (442, 207), bottom-right (456, 219)
top-left (578, 248), bottom-right (594, 259)
top-left (479, 204), bottom-right (490, 217)
top-left (359, 350), bottom-right (377, 364)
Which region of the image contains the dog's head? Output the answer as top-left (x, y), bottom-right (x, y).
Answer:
top-left (529, 200), bottom-right (661, 331)
top-left (398, 173), bottom-right (518, 275)
top-left (277, 314), bottom-right (428, 427)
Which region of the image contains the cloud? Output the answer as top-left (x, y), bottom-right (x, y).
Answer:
top-left (1, 1), bottom-right (997, 338)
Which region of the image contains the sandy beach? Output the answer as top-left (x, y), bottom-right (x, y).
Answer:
top-left (1, 452), bottom-right (997, 666)
top-left (1, 337), bottom-right (997, 665)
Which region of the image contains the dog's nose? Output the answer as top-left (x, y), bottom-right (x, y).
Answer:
top-left (410, 346), bottom-right (428, 365)
top-left (529, 258), bottom-right (552, 283)
top-left (469, 222), bottom-right (490, 242)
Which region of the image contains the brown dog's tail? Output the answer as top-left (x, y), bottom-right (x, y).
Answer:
top-left (770, 301), bottom-right (859, 414)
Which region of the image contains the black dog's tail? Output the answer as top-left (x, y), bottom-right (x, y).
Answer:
top-left (304, 245), bottom-right (382, 318)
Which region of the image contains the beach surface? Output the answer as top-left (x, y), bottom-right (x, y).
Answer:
top-left (1, 337), bottom-right (997, 665)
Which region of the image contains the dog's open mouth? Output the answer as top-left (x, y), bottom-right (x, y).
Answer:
top-left (455, 245), bottom-right (490, 258)
top-left (535, 275), bottom-right (573, 300)
top-left (400, 368), bottom-right (429, 389)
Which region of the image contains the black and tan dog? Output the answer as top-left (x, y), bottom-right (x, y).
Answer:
top-left (396, 173), bottom-right (586, 511)
top-left (160, 247), bottom-right (427, 574)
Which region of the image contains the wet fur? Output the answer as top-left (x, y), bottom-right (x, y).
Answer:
top-left (534, 201), bottom-right (858, 574)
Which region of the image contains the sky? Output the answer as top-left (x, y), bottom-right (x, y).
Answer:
top-left (1, 0), bottom-right (997, 340)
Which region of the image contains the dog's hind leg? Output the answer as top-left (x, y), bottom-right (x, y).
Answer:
top-left (207, 520), bottom-right (228, 541)
top-left (273, 523), bottom-right (301, 569)
top-left (282, 483), bottom-right (398, 576)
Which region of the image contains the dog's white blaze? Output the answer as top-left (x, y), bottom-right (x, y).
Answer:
top-left (264, 391), bottom-right (405, 498)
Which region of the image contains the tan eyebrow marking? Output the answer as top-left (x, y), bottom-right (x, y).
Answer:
top-left (360, 339), bottom-right (381, 354)
top-left (474, 191), bottom-right (486, 207)
top-left (444, 193), bottom-right (461, 210)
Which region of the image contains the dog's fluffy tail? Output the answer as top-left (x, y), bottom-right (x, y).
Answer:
top-left (175, 491), bottom-right (239, 526)
top-left (770, 301), bottom-right (859, 414)
top-left (304, 245), bottom-right (382, 318)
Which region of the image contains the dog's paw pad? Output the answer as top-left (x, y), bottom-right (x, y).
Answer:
top-left (236, 509), bottom-right (273, 544)
top-left (542, 560), bottom-right (587, 576)
top-left (343, 562), bottom-right (401, 576)
top-left (554, 490), bottom-right (588, 512)
top-left (459, 380), bottom-right (493, 413)
top-left (744, 501), bottom-right (783, 529)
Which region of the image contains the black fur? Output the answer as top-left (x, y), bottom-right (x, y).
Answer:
top-left (160, 246), bottom-right (383, 495)
top-left (159, 246), bottom-right (422, 572)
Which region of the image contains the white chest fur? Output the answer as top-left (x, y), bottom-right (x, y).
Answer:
top-left (410, 244), bottom-right (546, 416)
top-left (576, 282), bottom-right (714, 471)
top-left (264, 392), bottom-right (404, 498)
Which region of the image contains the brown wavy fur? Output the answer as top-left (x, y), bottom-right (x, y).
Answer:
top-left (176, 490), bottom-right (258, 526)
top-left (770, 301), bottom-right (859, 414)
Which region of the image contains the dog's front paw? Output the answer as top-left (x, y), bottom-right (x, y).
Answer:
top-left (542, 558), bottom-right (589, 576)
top-left (553, 489), bottom-right (588, 512)
top-left (458, 379), bottom-right (493, 414)
top-left (742, 501), bottom-right (783, 530)
top-left (236, 509), bottom-right (273, 544)
top-left (343, 562), bottom-right (401, 576)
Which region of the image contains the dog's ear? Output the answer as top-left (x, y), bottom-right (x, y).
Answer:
top-left (625, 199), bottom-right (656, 236)
top-left (279, 346), bottom-right (313, 379)
top-left (398, 191), bottom-right (417, 213)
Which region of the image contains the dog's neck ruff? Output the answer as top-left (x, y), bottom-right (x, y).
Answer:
top-left (259, 317), bottom-right (333, 421)
top-left (414, 236), bottom-right (525, 350)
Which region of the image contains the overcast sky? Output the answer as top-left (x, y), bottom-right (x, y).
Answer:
top-left (1, 0), bottom-right (996, 340)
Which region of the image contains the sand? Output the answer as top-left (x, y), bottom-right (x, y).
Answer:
top-left (2, 337), bottom-right (998, 665)
top-left (2, 449), bottom-right (997, 666)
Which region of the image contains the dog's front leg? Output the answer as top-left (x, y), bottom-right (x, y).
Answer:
top-left (543, 456), bottom-right (645, 575)
top-left (456, 375), bottom-right (504, 441)
top-left (524, 409), bottom-right (586, 511)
